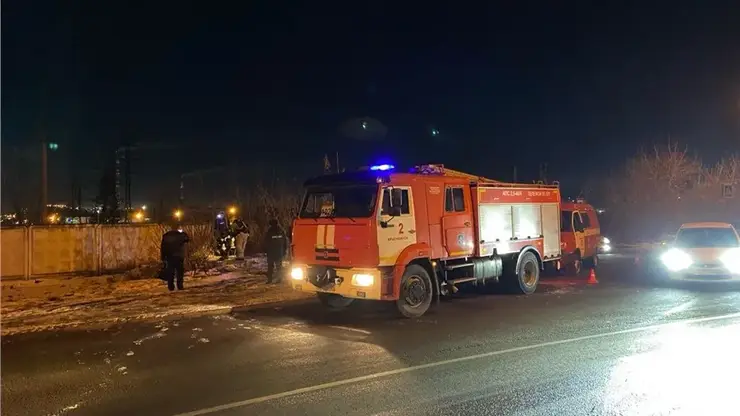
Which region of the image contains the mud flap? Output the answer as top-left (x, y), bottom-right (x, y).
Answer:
top-left (431, 271), bottom-right (441, 310)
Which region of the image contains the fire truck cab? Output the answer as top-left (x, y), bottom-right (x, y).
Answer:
top-left (560, 200), bottom-right (601, 274)
top-left (289, 164), bottom-right (563, 318)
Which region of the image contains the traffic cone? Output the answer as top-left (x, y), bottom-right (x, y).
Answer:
top-left (587, 268), bottom-right (599, 284)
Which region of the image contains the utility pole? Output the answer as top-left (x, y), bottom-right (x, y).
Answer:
top-left (40, 140), bottom-right (59, 222)
top-left (124, 145), bottom-right (132, 211)
top-left (41, 141), bottom-right (48, 221)
top-left (513, 166), bottom-right (518, 182)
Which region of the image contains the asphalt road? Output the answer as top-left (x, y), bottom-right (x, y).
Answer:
top-left (3, 252), bottom-right (740, 416)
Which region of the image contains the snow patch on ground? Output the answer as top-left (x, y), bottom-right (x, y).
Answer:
top-left (2, 255), bottom-right (310, 335)
top-left (133, 331), bottom-right (166, 345)
top-left (48, 401), bottom-right (82, 416)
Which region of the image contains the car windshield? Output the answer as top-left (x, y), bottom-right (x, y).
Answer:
top-left (674, 227), bottom-right (740, 248)
top-left (299, 185), bottom-right (379, 218)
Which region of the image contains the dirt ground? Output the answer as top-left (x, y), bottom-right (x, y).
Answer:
top-left (1, 256), bottom-right (311, 335)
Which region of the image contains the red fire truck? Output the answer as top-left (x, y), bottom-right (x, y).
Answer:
top-left (560, 200), bottom-right (602, 274)
top-left (289, 164), bottom-right (566, 318)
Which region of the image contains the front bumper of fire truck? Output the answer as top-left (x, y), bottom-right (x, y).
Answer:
top-left (289, 265), bottom-right (384, 300)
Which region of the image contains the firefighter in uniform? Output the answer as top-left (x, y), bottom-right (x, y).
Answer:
top-left (160, 223), bottom-right (190, 291)
top-left (214, 212), bottom-right (230, 259)
top-left (264, 219), bottom-right (287, 283)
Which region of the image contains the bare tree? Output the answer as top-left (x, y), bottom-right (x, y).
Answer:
top-left (605, 142), bottom-right (739, 241)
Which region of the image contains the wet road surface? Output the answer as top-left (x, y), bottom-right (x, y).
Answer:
top-left (3, 252), bottom-right (740, 415)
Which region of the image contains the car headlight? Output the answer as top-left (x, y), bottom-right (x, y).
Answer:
top-left (351, 273), bottom-right (374, 287)
top-left (720, 249), bottom-right (740, 274)
top-left (660, 248), bottom-right (693, 272)
top-left (290, 267), bottom-right (305, 280)
top-left (602, 237), bottom-right (611, 245)
top-left (601, 243), bottom-right (612, 252)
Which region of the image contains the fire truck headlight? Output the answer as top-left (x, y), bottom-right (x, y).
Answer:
top-left (720, 249), bottom-right (740, 274)
top-left (351, 273), bottom-right (374, 287)
top-left (602, 237), bottom-right (610, 244)
top-left (601, 244), bottom-right (612, 252)
top-left (660, 248), bottom-right (692, 272)
top-left (290, 267), bottom-right (305, 280)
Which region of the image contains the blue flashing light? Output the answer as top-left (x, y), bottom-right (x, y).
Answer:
top-left (370, 164), bottom-right (395, 171)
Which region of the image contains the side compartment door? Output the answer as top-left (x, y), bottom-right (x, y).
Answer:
top-left (377, 186), bottom-right (417, 266)
top-left (441, 185), bottom-right (474, 258)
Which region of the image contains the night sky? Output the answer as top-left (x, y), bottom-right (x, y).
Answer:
top-left (2, 2), bottom-right (739, 209)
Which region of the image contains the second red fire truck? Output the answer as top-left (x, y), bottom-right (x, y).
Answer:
top-left (289, 164), bottom-right (599, 317)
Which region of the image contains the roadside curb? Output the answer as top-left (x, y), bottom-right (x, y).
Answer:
top-left (1, 306), bottom-right (236, 337)
top-left (1, 295), bottom-right (318, 337)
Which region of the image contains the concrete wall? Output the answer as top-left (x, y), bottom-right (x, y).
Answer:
top-left (30, 226), bottom-right (97, 275)
top-left (0, 224), bottom-right (175, 279)
top-left (1, 227), bottom-right (27, 278)
top-left (101, 225), bottom-right (163, 271)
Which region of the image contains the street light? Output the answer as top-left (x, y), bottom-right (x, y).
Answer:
top-left (174, 210), bottom-right (182, 220)
top-left (134, 211), bottom-right (144, 221)
top-left (228, 206), bottom-right (237, 215)
top-left (141, 205), bottom-right (147, 210)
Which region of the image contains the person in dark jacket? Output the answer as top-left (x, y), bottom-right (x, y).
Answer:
top-left (160, 223), bottom-right (190, 291)
top-left (264, 219), bottom-right (287, 283)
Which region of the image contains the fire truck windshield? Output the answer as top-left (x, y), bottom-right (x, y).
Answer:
top-left (299, 185), bottom-right (379, 219)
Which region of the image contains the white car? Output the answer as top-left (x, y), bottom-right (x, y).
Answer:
top-left (659, 222), bottom-right (740, 280)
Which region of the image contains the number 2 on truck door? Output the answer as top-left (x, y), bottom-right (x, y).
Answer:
top-left (377, 187), bottom-right (417, 266)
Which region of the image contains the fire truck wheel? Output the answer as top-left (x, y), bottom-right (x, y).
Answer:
top-left (396, 264), bottom-right (433, 318)
top-left (317, 293), bottom-right (354, 310)
top-left (505, 251), bottom-right (540, 294)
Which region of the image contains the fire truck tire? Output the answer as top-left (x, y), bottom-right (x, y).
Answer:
top-left (504, 252), bottom-right (540, 294)
top-left (396, 264), bottom-right (433, 318)
top-left (317, 293), bottom-right (354, 310)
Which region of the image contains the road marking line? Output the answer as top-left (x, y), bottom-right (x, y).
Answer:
top-left (328, 325), bottom-right (372, 334)
top-left (173, 312), bottom-right (740, 416)
top-left (663, 301), bottom-right (695, 316)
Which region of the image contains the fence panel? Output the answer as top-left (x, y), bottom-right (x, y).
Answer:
top-left (30, 225), bottom-right (97, 275)
top-left (0, 227), bottom-right (27, 278)
top-left (100, 224), bottom-right (163, 272)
